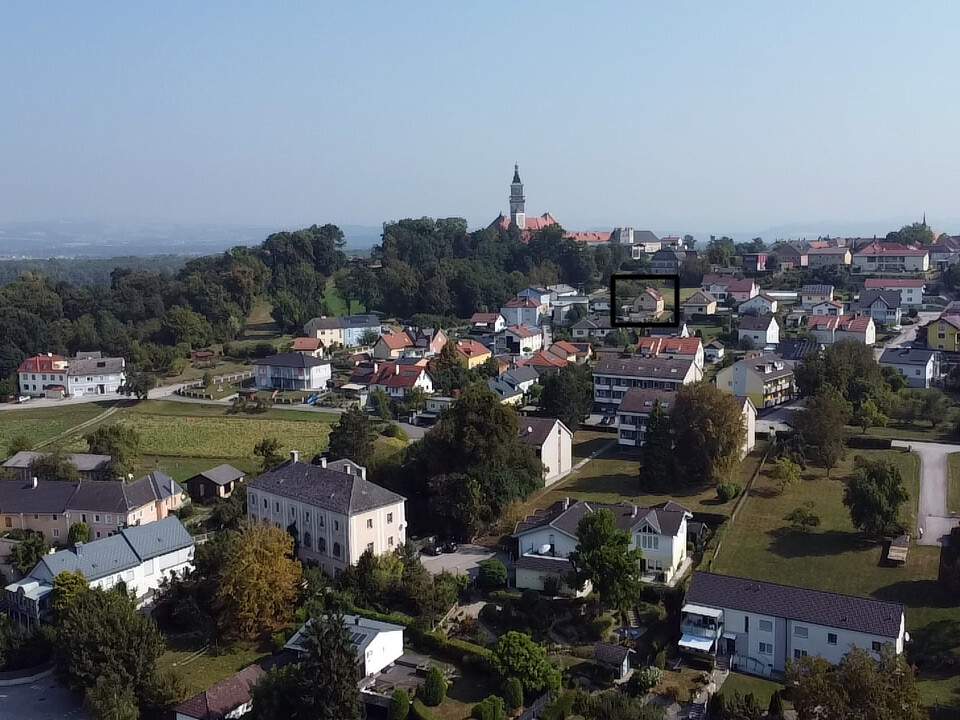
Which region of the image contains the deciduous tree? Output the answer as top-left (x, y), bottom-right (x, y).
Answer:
top-left (327, 407), bottom-right (375, 466)
top-left (253, 437), bottom-right (285, 472)
top-left (492, 631), bottom-right (561, 697)
top-left (670, 383), bottom-right (745, 484)
top-left (85, 424), bottom-right (141, 476)
top-left (843, 457), bottom-right (908, 538)
top-left (540, 364), bottom-right (593, 431)
top-left (793, 389), bottom-right (850, 475)
top-left (567, 509), bottom-right (643, 610)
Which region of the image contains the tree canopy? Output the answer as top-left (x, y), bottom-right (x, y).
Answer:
top-left (567, 509), bottom-right (643, 610)
top-left (540, 363), bottom-right (593, 431)
top-left (843, 457), bottom-right (908, 538)
top-left (327, 407), bottom-right (376, 466)
top-left (670, 383), bottom-right (745, 484)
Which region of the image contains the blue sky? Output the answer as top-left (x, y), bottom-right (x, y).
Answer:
top-left (2, 2), bottom-right (958, 236)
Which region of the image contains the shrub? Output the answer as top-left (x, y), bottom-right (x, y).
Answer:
top-left (654, 650), bottom-right (667, 669)
top-left (175, 503), bottom-right (196, 520)
top-left (768, 690), bottom-right (785, 719)
top-left (716, 483), bottom-right (741, 503)
top-left (471, 695), bottom-right (507, 720)
top-left (421, 666), bottom-right (447, 706)
top-left (503, 676), bottom-right (524, 710)
top-left (411, 699), bottom-right (438, 720)
top-left (390, 688), bottom-right (411, 720)
top-left (383, 423), bottom-right (408, 441)
top-left (847, 436), bottom-right (892, 449)
top-left (477, 559), bottom-right (508, 591)
top-left (628, 666), bottom-right (663, 695)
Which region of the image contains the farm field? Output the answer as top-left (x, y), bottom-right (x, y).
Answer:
top-left (0, 401), bottom-right (119, 452)
top-left (712, 448), bottom-right (960, 710)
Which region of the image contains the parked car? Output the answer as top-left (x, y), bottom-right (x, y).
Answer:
top-left (16, 396), bottom-right (30, 404)
top-left (421, 545), bottom-right (442, 557)
top-left (441, 541), bottom-right (459, 554)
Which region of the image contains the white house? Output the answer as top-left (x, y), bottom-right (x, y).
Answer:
top-left (878, 348), bottom-right (939, 389)
top-left (857, 290), bottom-right (902, 328)
top-left (174, 665), bottom-right (265, 720)
top-left (635, 336), bottom-right (704, 371)
top-left (864, 278), bottom-right (924, 308)
top-left (593, 356), bottom-right (700, 411)
top-left (807, 315), bottom-right (875, 346)
top-left (502, 366), bottom-right (540, 395)
top-left (286, 615), bottom-right (404, 678)
top-left (517, 286), bottom-right (553, 309)
top-left (514, 499), bottom-right (692, 593)
top-left (851, 242), bottom-right (929, 274)
top-left (470, 313), bottom-right (506, 333)
top-left (738, 316), bottom-right (779, 348)
top-left (571, 316), bottom-right (613, 340)
top-left (500, 298), bottom-right (542, 327)
top-left (517, 417), bottom-right (573, 486)
top-left (680, 572), bottom-right (906, 677)
top-left (251, 352), bottom-right (331, 392)
top-left (738, 293), bottom-right (778, 316)
top-left (505, 325), bottom-right (544, 358)
top-left (4, 516), bottom-right (194, 626)
top-left (812, 300), bottom-right (844, 316)
top-left (247, 453), bottom-right (406, 576)
top-left (704, 340), bottom-right (725, 364)
top-left (800, 285), bottom-right (835, 309)
top-left (18, 352), bottom-right (126, 399)
top-left (367, 362), bottom-right (434, 400)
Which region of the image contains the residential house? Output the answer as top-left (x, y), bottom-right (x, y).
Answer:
top-left (571, 316), bottom-right (613, 341)
top-left (879, 348), bottom-right (939, 389)
top-left (704, 340), bottom-right (725, 363)
top-left (806, 315), bottom-right (876, 346)
top-left (502, 366), bottom-right (540, 395)
top-left (631, 287), bottom-right (665, 316)
top-left (251, 353), bottom-right (331, 392)
top-left (864, 278), bottom-right (924, 308)
top-left (852, 242), bottom-right (929, 274)
top-left (368, 362), bottom-right (434, 400)
top-left (550, 295), bottom-right (590, 325)
top-left (500, 298), bottom-right (542, 327)
top-left (857, 290), bottom-right (902, 328)
top-left (771, 244), bottom-right (808, 270)
top-left (812, 300), bottom-right (843, 316)
top-left (701, 275), bottom-right (758, 303)
top-left (738, 293), bottom-right (778, 316)
top-left (593, 643), bottom-right (634, 682)
top-left (514, 499), bottom-right (692, 593)
top-left (649, 322), bottom-right (690, 338)
top-left (504, 325), bottom-right (543, 358)
top-left (286, 615), bottom-right (404, 678)
top-left (611, 228), bottom-right (661, 255)
top-left (456, 339), bottom-right (492, 369)
top-left (616, 388), bottom-right (754, 458)
top-left (738, 316), bottom-right (779, 348)
top-left (682, 290), bottom-right (717, 317)
top-left (373, 331), bottom-right (415, 360)
top-left (593, 356), bottom-right (700, 411)
top-left (800, 284), bottom-right (834, 308)
top-left (546, 340), bottom-right (591, 364)
top-left (0, 473), bottom-right (186, 541)
top-left (303, 317), bottom-right (345, 347)
top-left (728, 279), bottom-right (761, 303)
top-left (806, 246), bottom-right (852, 267)
top-left (18, 352), bottom-right (126, 399)
top-left (424, 395), bottom-right (455, 416)
top-left (929, 236), bottom-right (960, 270)
top-left (520, 350), bottom-right (569, 373)
top-left (518, 417), bottom-right (573, 486)
top-left (742, 253), bottom-right (768, 273)
top-left (247, 453), bottom-right (406, 575)
top-left (2, 451), bottom-right (113, 482)
top-left (635, 336), bottom-right (705, 370)
top-left (487, 377), bottom-right (524, 405)
top-left (547, 283), bottom-right (578, 299)
top-left (715, 354), bottom-right (795, 408)
top-left (649, 248), bottom-right (686, 274)
top-left (470, 313), bottom-right (506, 333)
top-left (777, 338), bottom-right (823, 366)
top-left (567, 231), bottom-right (613, 246)
top-left (185, 464), bottom-right (245, 504)
top-left (517, 286), bottom-right (553, 309)
top-left (680, 572), bottom-right (906, 677)
top-left (291, 337), bottom-right (325, 357)
top-left (174, 665), bottom-right (265, 720)
top-left (303, 315), bottom-right (380, 348)
top-left (927, 312), bottom-right (960, 352)
top-left (5, 516), bottom-right (194, 625)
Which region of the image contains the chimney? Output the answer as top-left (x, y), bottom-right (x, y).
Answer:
top-left (526, 426), bottom-right (533, 435)
top-left (31, 476), bottom-right (38, 489)
top-left (562, 497), bottom-right (570, 511)
top-left (631, 504), bottom-right (638, 518)
top-left (290, 450), bottom-right (300, 463)
top-left (359, 466), bottom-right (367, 481)
top-left (75, 541), bottom-right (83, 557)
top-left (319, 457), bottom-right (327, 469)
top-left (395, 363), bottom-right (400, 375)
top-left (355, 616), bottom-right (361, 625)
top-left (344, 464), bottom-right (353, 475)
top-left (170, 477), bottom-right (176, 498)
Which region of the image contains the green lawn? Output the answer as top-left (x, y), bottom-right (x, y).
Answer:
top-left (157, 635), bottom-right (270, 697)
top-left (323, 275), bottom-right (365, 316)
top-left (853, 422), bottom-right (958, 445)
top-left (0, 402), bottom-right (118, 452)
top-left (949, 453), bottom-right (960, 515)
top-left (680, 287), bottom-right (701, 302)
top-left (689, 323), bottom-right (724, 342)
top-left (719, 672), bottom-right (785, 707)
top-left (713, 448), bottom-right (960, 710)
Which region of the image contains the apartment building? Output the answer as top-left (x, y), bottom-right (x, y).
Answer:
top-left (863, 278), bottom-right (924, 308)
top-left (715, 354), bottom-right (795, 409)
top-left (18, 352), bottom-right (126, 399)
top-left (592, 356), bottom-right (700, 411)
top-left (851, 242), bottom-right (929, 274)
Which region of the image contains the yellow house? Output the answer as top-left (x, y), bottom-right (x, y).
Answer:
top-left (456, 339), bottom-right (492, 369)
top-left (715, 354), bottom-right (795, 409)
top-left (927, 313), bottom-right (960, 351)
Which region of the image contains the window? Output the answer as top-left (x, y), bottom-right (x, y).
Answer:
top-left (758, 642), bottom-right (773, 655)
top-left (366, 519), bottom-right (373, 529)
top-left (249, 492), bottom-right (256, 505)
top-left (334, 520), bottom-right (340, 531)
top-left (794, 626), bottom-right (808, 638)
top-left (388, 536), bottom-right (394, 547)
top-left (95, 514), bottom-right (101, 522)
top-left (303, 532), bottom-right (312, 549)
top-left (759, 620), bottom-right (773, 632)
top-left (333, 542), bottom-right (342, 558)
top-left (305, 511), bottom-right (310, 523)
top-left (872, 641), bottom-right (882, 652)
top-left (827, 633), bottom-right (837, 645)
top-left (794, 649), bottom-right (808, 659)
top-left (105, 515), bottom-right (112, 524)
top-left (4, 517), bottom-right (10, 528)
top-left (744, 616), bottom-right (749, 632)
top-left (51, 514), bottom-right (58, 520)
top-left (387, 512), bottom-right (393, 524)
top-left (53, 528), bottom-right (60, 538)
top-left (263, 498), bottom-right (268, 508)
top-left (366, 542), bottom-right (374, 553)
top-left (275, 502), bottom-right (280, 512)
top-left (319, 538), bottom-right (327, 554)
top-left (290, 506), bottom-right (296, 518)
top-left (319, 515), bottom-right (325, 528)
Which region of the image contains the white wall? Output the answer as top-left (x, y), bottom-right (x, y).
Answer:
top-left (361, 628), bottom-right (404, 676)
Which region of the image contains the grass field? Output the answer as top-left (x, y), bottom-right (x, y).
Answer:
top-left (0, 402), bottom-right (118, 452)
top-left (712, 448), bottom-right (960, 709)
top-left (949, 453), bottom-right (960, 515)
top-left (158, 635), bottom-right (270, 697)
top-left (324, 275), bottom-right (364, 316)
top-left (688, 323), bottom-right (724, 342)
top-left (680, 287), bottom-right (701, 302)
top-left (852, 421), bottom-right (959, 445)
top-left (719, 672), bottom-right (785, 706)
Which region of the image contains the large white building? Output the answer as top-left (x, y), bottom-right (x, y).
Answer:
top-left (851, 242), bottom-right (929, 274)
top-left (680, 572), bottom-right (906, 677)
top-left (4, 516), bottom-right (194, 626)
top-left (592, 355), bottom-right (700, 411)
top-left (251, 352), bottom-right (332, 392)
top-left (247, 453), bottom-right (406, 576)
top-left (514, 499), bottom-right (692, 594)
top-left (863, 278), bottom-right (924, 308)
top-left (18, 352), bottom-right (126, 399)
top-left (286, 615), bottom-right (405, 677)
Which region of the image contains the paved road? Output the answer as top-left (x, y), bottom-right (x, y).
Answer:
top-left (893, 439), bottom-right (959, 546)
top-left (0, 380), bottom-right (184, 412)
top-left (0, 679), bottom-right (87, 720)
top-left (873, 311), bottom-right (940, 360)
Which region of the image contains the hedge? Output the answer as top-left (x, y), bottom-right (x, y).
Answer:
top-left (847, 436), bottom-right (893, 449)
top-left (411, 699), bottom-right (438, 720)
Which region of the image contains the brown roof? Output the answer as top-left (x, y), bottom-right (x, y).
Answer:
top-left (378, 332), bottom-right (415, 351)
top-left (854, 242), bottom-right (927, 257)
top-left (457, 339), bottom-right (491, 358)
top-left (738, 315), bottom-right (775, 331)
top-left (291, 337), bottom-right (323, 351)
top-left (174, 664), bottom-right (266, 720)
top-left (518, 417), bottom-right (568, 447)
top-left (507, 325), bottom-right (539, 339)
top-left (618, 388), bottom-right (675, 414)
top-left (593, 355), bottom-right (695, 380)
top-left (864, 278), bottom-right (924, 289)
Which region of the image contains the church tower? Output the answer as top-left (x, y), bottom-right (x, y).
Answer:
top-left (509, 164), bottom-right (526, 230)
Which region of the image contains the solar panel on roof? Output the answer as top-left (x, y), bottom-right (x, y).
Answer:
top-left (349, 632), bottom-right (366, 646)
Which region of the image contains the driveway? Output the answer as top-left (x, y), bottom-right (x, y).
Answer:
top-left (0, 679), bottom-right (87, 720)
top-left (873, 311), bottom-right (940, 360)
top-left (420, 544), bottom-right (507, 579)
top-left (756, 399), bottom-right (805, 434)
top-left (893, 439), bottom-right (959, 546)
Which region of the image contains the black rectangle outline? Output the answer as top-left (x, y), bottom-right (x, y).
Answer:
top-left (609, 273), bottom-right (681, 328)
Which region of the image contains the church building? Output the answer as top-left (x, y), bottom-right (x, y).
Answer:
top-left (489, 164), bottom-right (559, 240)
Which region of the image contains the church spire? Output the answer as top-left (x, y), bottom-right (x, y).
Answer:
top-left (510, 163), bottom-right (526, 230)
top-left (512, 163), bottom-right (521, 184)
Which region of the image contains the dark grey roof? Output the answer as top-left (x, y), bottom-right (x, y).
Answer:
top-left (503, 366), bottom-right (540, 386)
top-left (71, 481), bottom-right (135, 514)
top-left (0, 479), bottom-right (76, 513)
top-left (341, 314), bottom-right (381, 328)
top-left (68, 356), bottom-right (125, 376)
top-left (0, 475), bottom-right (176, 516)
top-left (859, 290), bottom-right (901, 309)
top-left (488, 377), bottom-right (522, 400)
top-left (515, 499), bottom-right (688, 540)
top-left (738, 315), bottom-right (775, 331)
top-left (195, 464), bottom-right (245, 486)
top-left (633, 230), bottom-right (660, 245)
top-left (250, 460), bottom-right (404, 514)
top-left (515, 554), bottom-right (572, 573)
top-left (518, 417), bottom-right (566, 447)
top-left (252, 352), bottom-right (330, 369)
top-left (800, 284), bottom-right (835, 294)
top-left (777, 338), bottom-right (822, 362)
top-left (121, 516), bottom-right (194, 561)
top-left (2, 451), bottom-right (112, 472)
top-left (686, 572), bottom-right (904, 639)
top-left (879, 348), bottom-right (936, 366)
top-left (618, 388), bottom-right (675, 415)
top-left (593, 356), bottom-right (694, 380)
top-left (594, 642), bottom-right (632, 667)
top-left (134, 471), bottom-right (184, 502)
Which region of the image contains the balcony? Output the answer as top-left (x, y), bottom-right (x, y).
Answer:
top-left (681, 621), bottom-right (723, 640)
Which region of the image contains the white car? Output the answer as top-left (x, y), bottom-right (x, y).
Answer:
top-left (16, 396), bottom-right (30, 404)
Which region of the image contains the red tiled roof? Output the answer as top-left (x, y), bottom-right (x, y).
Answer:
top-left (379, 332), bottom-right (415, 350)
top-left (457, 340), bottom-right (491, 358)
top-left (636, 336), bottom-right (702, 357)
top-left (726, 278), bottom-right (758, 292)
top-left (521, 351), bottom-right (568, 369)
top-left (175, 664), bottom-right (265, 720)
top-left (937, 313), bottom-right (960, 331)
top-left (492, 212), bottom-right (559, 233)
top-left (470, 312), bottom-right (502, 324)
top-left (854, 242), bottom-right (928, 257)
top-left (17, 355), bottom-right (66, 373)
top-left (864, 278), bottom-right (924, 289)
top-left (807, 315), bottom-right (872, 332)
top-left (292, 337), bottom-right (323, 351)
top-left (566, 231), bottom-right (612, 244)
top-left (504, 298), bottom-right (540, 309)
top-left (507, 325), bottom-right (539, 339)
top-left (807, 246), bottom-right (850, 255)
top-left (643, 287), bottom-right (663, 300)
top-left (549, 340), bottom-right (580, 356)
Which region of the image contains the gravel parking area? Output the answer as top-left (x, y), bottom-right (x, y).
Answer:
top-left (419, 543), bottom-right (507, 579)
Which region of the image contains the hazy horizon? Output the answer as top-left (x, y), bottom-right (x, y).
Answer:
top-left (3, 2), bottom-right (959, 239)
